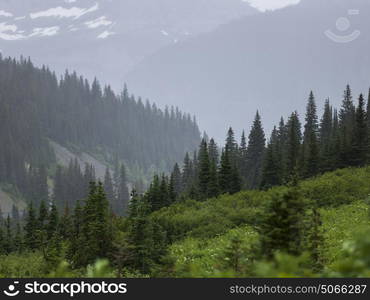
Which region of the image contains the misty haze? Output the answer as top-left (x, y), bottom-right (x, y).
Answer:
top-left (0, 0), bottom-right (370, 284)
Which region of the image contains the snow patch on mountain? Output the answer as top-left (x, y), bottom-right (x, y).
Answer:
top-left (30, 26), bottom-right (60, 37)
top-left (85, 16), bottom-right (112, 29)
top-left (161, 30), bottom-right (169, 36)
top-left (30, 2), bottom-right (98, 20)
top-left (14, 16), bottom-right (26, 21)
top-left (0, 10), bottom-right (13, 17)
top-left (0, 22), bottom-right (25, 40)
top-left (97, 30), bottom-right (115, 39)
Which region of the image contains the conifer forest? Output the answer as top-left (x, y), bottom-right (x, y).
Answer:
top-left (0, 0), bottom-right (370, 280)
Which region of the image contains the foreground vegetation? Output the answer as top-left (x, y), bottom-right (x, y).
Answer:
top-left (0, 166), bottom-right (369, 278)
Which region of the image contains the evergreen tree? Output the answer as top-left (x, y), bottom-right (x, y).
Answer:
top-left (198, 139), bottom-right (211, 200)
top-left (302, 91), bottom-right (319, 178)
top-left (147, 175), bottom-right (162, 212)
top-left (24, 203), bottom-right (38, 250)
top-left (319, 99), bottom-right (334, 172)
top-left (208, 138), bottom-right (219, 166)
top-left (47, 203), bottom-right (59, 240)
top-left (116, 164), bottom-right (129, 215)
top-left (285, 112), bottom-right (302, 180)
top-left (59, 204), bottom-right (72, 240)
top-left (104, 167), bottom-right (115, 209)
top-left (260, 180), bottom-right (306, 258)
top-left (245, 111), bottom-right (266, 189)
top-left (13, 223), bottom-right (23, 253)
top-left (261, 127), bottom-right (280, 189)
top-left (171, 163), bottom-right (182, 197)
top-left (11, 204), bottom-right (20, 223)
top-left (38, 200), bottom-right (48, 231)
top-left (307, 208), bottom-right (323, 272)
top-left (338, 85), bottom-right (356, 167)
top-left (219, 148), bottom-right (232, 194)
top-left (352, 94), bottom-right (369, 166)
top-left (239, 131), bottom-right (248, 180)
top-left (72, 182), bottom-right (113, 267)
top-left (4, 215), bottom-right (13, 254)
top-left (225, 127), bottom-right (238, 165)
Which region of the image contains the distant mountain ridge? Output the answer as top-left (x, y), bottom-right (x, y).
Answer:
top-left (0, 0), bottom-right (257, 88)
top-left (123, 0), bottom-right (370, 140)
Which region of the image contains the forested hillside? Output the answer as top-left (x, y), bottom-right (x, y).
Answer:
top-left (140, 85), bottom-right (370, 206)
top-left (0, 166), bottom-right (369, 277)
top-left (0, 84), bottom-right (369, 278)
top-left (0, 56), bottom-right (200, 213)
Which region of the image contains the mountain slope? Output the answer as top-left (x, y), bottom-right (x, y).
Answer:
top-left (0, 0), bottom-right (257, 88)
top-left (0, 56), bottom-right (201, 213)
top-left (124, 0), bottom-right (370, 140)
top-left (150, 166), bottom-right (370, 277)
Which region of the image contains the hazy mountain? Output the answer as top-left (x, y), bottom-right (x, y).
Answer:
top-left (124, 0), bottom-right (370, 140)
top-left (0, 0), bottom-right (256, 88)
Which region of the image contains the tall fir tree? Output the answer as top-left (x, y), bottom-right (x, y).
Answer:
top-left (338, 85), bottom-right (356, 167)
top-left (261, 127), bottom-right (281, 189)
top-left (24, 203), bottom-right (38, 250)
top-left (260, 180), bottom-right (306, 258)
top-left (198, 139), bottom-right (211, 200)
top-left (104, 167), bottom-right (115, 209)
top-left (116, 164), bottom-right (130, 215)
top-left (351, 94), bottom-right (368, 166)
top-left (245, 111), bottom-right (266, 189)
top-left (302, 91), bottom-right (319, 178)
top-left (285, 112), bottom-right (302, 180)
top-left (319, 99), bottom-right (334, 172)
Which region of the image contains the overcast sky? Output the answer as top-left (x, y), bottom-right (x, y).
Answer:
top-left (244, 0), bottom-right (300, 11)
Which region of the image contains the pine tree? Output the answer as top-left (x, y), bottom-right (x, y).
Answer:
top-left (73, 182), bottom-right (113, 267)
top-left (198, 139), bottom-right (211, 200)
top-left (11, 204), bottom-right (20, 222)
top-left (13, 223), bottom-right (23, 253)
top-left (38, 165), bottom-right (49, 206)
top-left (261, 127), bottom-right (280, 189)
top-left (38, 200), bottom-right (48, 231)
top-left (116, 164), bottom-right (130, 215)
top-left (59, 204), bottom-right (72, 240)
top-left (171, 163), bottom-right (182, 197)
top-left (307, 208), bottom-right (323, 272)
top-left (285, 112), bottom-right (302, 180)
top-left (47, 202), bottom-right (59, 240)
top-left (219, 148), bottom-right (232, 194)
top-left (24, 203), bottom-right (38, 250)
top-left (260, 180), bottom-right (306, 258)
top-left (208, 138), bottom-right (219, 166)
top-left (208, 158), bottom-right (219, 198)
top-left (276, 117), bottom-right (288, 181)
top-left (225, 127), bottom-right (238, 165)
top-left (182, 152), bottom-right (193, 193)
top-left (239, 131), bottom-right (248, 180)
top-left (319, 99), bottom-right (334, 172)
top-left (4, 215), bottom-right (13, 254)
top-left (147, 175), bottom-right (162, 212)
top-left (302, 91), bottom-right (319, 178)
top-left (338, 85), bottom-right (356, 167)
top-left (245, 111), bottom-right (266, 189)
top-left (53, 165), bottom-right (66, 210)
top-left (352, 94), bottom-right (369, 166)
top-left (104, 167), bottom-right (115, 209)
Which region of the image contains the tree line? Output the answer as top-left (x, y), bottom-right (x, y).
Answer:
top-left (140, 85), bottom-right (370, 209)
top-left (0, 55), bottom-right (200, 207)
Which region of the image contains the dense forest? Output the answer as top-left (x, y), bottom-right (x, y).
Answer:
top-left (141, 85), bottom-right (370, 206)
top-left (0, 56), bottom-right (200, 213)
top-left (0, 84), bottom-right (369, 277)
